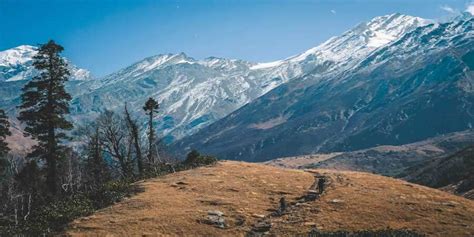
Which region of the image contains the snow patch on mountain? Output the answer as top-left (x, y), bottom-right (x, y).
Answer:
top-left (0, 45), bottom-right (92, 82)
top-left (0, 45), bottom-right (36, 67)
top-left (251, 13), bottom-right (431, 72)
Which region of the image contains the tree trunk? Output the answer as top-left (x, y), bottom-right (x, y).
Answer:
top-left (46, 51), bottom-right (57, 195)
top-left (148, 111), bottom-right (154, 164)
top-left (134, 134), bottom-right (143, 176)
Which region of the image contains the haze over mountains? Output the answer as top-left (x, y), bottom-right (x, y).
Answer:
top-left (1, 13), bottom-right (473, 163)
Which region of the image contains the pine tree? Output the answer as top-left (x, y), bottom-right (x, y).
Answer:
top-left (0, 109), bottom-right (11, 182)
top-left (84, 126), bottom-right (109, 189)
top-left (17, 40), bottom-right (73, 195)
top-left (0, 109), bottom-right (11, 157)
top-left (143, 98), bottom-right (159, 164)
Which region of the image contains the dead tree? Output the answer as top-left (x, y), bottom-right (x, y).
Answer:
top-left (97, 110), bottom-right (134, 178)
top-left (124, 105), bottom-right (144, 176)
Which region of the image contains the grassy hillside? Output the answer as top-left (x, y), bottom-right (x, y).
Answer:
top-left (66, 161), bottom-right (474, 236)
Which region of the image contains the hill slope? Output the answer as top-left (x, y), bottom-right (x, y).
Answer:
top-left (264, 130), bottom-right (474, 199)
top-left (266, 130), bottom-right (474, 176)
top-left (66, 161), bottom-right (474, 236)
top-left (406, 145), bottom-right (474, 200)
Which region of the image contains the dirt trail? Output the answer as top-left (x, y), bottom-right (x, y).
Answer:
top-left (66, 161), bottom-right (474, 236)
top-left (247, 173), bottom-right (329, 236)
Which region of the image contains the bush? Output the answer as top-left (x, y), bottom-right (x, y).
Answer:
top-left (89, 180), bottom-right (141, 209)
top-left (183, 150), bottom-right (218, 168)
top-left (0, 194), bottom-right (94, 235)
top-left (32, 195), bottom-right (94, 233)
top-left (0, 180), bottom-right (140, 236)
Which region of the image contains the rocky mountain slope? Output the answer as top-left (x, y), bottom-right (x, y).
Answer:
top-left (69, 54), bottom-right (286, 141)
top-left (172, 15), bottom-right (474, 162)
top-left (66, 161), bottom-right (474, 236)
top-left (0, 13), bottom-right (430, 143)
top-left (70, 14), bottom-right (427, 141)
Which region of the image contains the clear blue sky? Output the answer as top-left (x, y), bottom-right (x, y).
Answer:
top-left (1, 0), bottom-right (472, 76)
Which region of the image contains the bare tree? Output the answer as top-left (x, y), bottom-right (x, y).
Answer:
top-left (96, 110), bottom-right (134, 178)
top-left (124, 105), bottom-right (144, 176)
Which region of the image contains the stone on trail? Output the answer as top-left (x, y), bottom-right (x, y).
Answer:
top-left (205, 210), bottom-right (226, 228)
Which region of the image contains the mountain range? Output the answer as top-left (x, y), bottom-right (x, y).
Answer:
top-left (172, 14), bottom-right (474, 161)
top-left (1, 13), bottom-right (473, 163)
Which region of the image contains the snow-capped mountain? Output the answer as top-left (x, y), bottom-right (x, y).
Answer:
top-left (71, 53), bottom-right (263, 141)
top-left (0, 45), bottom-right (92, 82)
top-left (249, 13), bottom-right (431, 80)
top-left (172, 15), bottom-right (474, 161)
top-left (70, 13), bottom-right (430, 141)
top-left (0, 13), bottom-right (461, 149)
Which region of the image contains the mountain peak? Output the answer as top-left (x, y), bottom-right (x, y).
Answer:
top-left (0, 45), bottom-right (91, 81)
top-left (10, 45), bottom-right (37, 52)
top-left (0, 45), bottom-right (37, 67)
top-left (14, 44), bottom-right (36, 50)
top-left (345, 13), bottom-right (431, 49)
top-left (367, 13), bottom-right (430, 29)
top-left (251, 13), bottom-right (430, 70)
top-left (138, 52), bottom-right (196, 70)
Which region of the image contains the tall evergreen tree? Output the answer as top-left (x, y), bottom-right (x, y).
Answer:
top-left (0, 109), bottom-right (11, 157)
top-left (17, 40), bottom-right (73, 195)
top-left (143, 98), bottom-right (159, 164)
top-left (0, 109), bottom-right (11, 182)
top-left (84, 126), bottom-right (109, 189)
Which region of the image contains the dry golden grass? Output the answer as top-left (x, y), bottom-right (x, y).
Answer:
top-left (271, 169), bottom-right (474, 236)
top-left (66, 161), bottom-right (474, 236)
top-left (66, 161), bottom-right (314, 236)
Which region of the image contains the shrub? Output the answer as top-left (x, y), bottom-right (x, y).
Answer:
top-left (183, 150), bottom-right (218, 168)
top-left (89, 180), bottom-right (141, 209)
top-left (0, 180), bottom-right (140, 236)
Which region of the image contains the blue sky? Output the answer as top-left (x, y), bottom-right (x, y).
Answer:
top-left (1, 0), bottom-right (473, 76)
